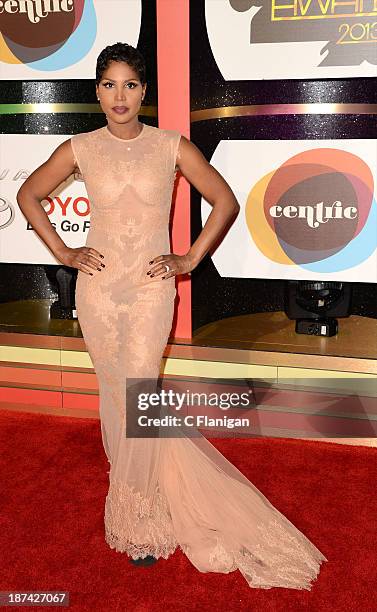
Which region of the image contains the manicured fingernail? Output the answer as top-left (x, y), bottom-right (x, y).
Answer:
top-left (150, 274), bottom-right (154, 277)
top-left (149, 260), bottom-right (153, 264)
top-left (101, 263), bottom-right (105, 267)
top-left (100, 255), bottom-right (104, 259)
top-left (97, 267), bottom-right (101, 271)
top-left (89, 273), bottom-right (93, 276)
top-left (147, 271), bottom-right (151, 275)
top-left (161, 276), bottom-right (165, 280)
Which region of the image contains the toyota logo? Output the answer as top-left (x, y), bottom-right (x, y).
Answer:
top-left (0, 198), bottom-right (15, 230)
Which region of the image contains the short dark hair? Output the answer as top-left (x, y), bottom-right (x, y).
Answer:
top-left (96, 42), bottom-right (146, 85)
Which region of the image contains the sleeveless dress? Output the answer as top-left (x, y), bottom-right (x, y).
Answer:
top-left (69, 122), bottom-right (328, 590)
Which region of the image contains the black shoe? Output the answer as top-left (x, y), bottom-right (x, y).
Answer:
top-left (129, 555), bottom-right (158, 567)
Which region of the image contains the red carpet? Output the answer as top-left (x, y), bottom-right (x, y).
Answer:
top-left (0, 408), bottom-right (375, 612)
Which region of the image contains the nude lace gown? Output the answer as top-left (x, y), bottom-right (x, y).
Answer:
top-left (70, 123), bottom-right (328, 590)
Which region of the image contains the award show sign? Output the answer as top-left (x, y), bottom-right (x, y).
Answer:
top-left (0, 0), bottom-right (141, 79)
top-left (206, 0), bottom-right (377, 80)
top-left (201, 139), bottom-right (377, 282)
top-left (0, 134), bottom-right (89, 264)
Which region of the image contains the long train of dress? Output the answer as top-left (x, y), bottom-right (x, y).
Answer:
top-left (102, 377), bottom-right (328, 591)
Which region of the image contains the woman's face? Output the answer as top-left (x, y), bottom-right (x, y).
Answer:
top-left (96, 60), bottom-right (146, 125)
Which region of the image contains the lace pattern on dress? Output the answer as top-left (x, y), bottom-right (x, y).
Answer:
top-left (104, 478), bottom-right (178, 560)
top-left (231, 517), bottom-right (327, 590)
top-left (104, 477), bottom-right (327, 589)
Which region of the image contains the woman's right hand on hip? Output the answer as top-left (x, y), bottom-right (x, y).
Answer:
top-left (55, 246), bottom-right (105, 275)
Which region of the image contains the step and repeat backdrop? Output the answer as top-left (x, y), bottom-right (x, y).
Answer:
top-left (190, 0), bottom-right (377, 330)
top-left (0, 0), bottom-right (157, 297)
top-left (0, 0), bottom-right (377, 334)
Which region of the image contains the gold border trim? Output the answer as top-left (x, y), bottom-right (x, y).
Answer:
top-left (0, 103), bottom-right (375, 118)
top-left (191, 103), bottom-right (377, 122)
top-left (0, 103), bottom-right (156, 116)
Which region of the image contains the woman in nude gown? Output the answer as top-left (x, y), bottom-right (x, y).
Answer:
top-left (17, 43), bottom-right (327, 590)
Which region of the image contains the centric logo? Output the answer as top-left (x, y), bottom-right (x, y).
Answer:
top-left (245, 148), bottom-right (377, 273)
top-left (0, 0), bottom-right (96, 69)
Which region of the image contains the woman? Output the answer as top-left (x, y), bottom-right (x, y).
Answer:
top-left (17, 42), bottom-right (327, 589)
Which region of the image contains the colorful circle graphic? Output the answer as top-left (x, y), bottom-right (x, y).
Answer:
top-left (0, 0), bottom-right (96, 70)
top-left (245, 148), bottom-right (377, 272)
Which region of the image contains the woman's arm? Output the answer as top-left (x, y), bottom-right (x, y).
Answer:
top-left (16, 140), bottom-right (104, 275)
top-left (177, 135), bottom-right (240, 266)
top-left (148, 135), bottom-right (240, 279)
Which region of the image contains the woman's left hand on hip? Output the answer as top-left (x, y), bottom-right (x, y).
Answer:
top-left (146, 253), bottom-right (195, 279)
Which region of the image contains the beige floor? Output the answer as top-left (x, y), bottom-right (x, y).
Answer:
top-left (192, 312), bottom-right (377, 361)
